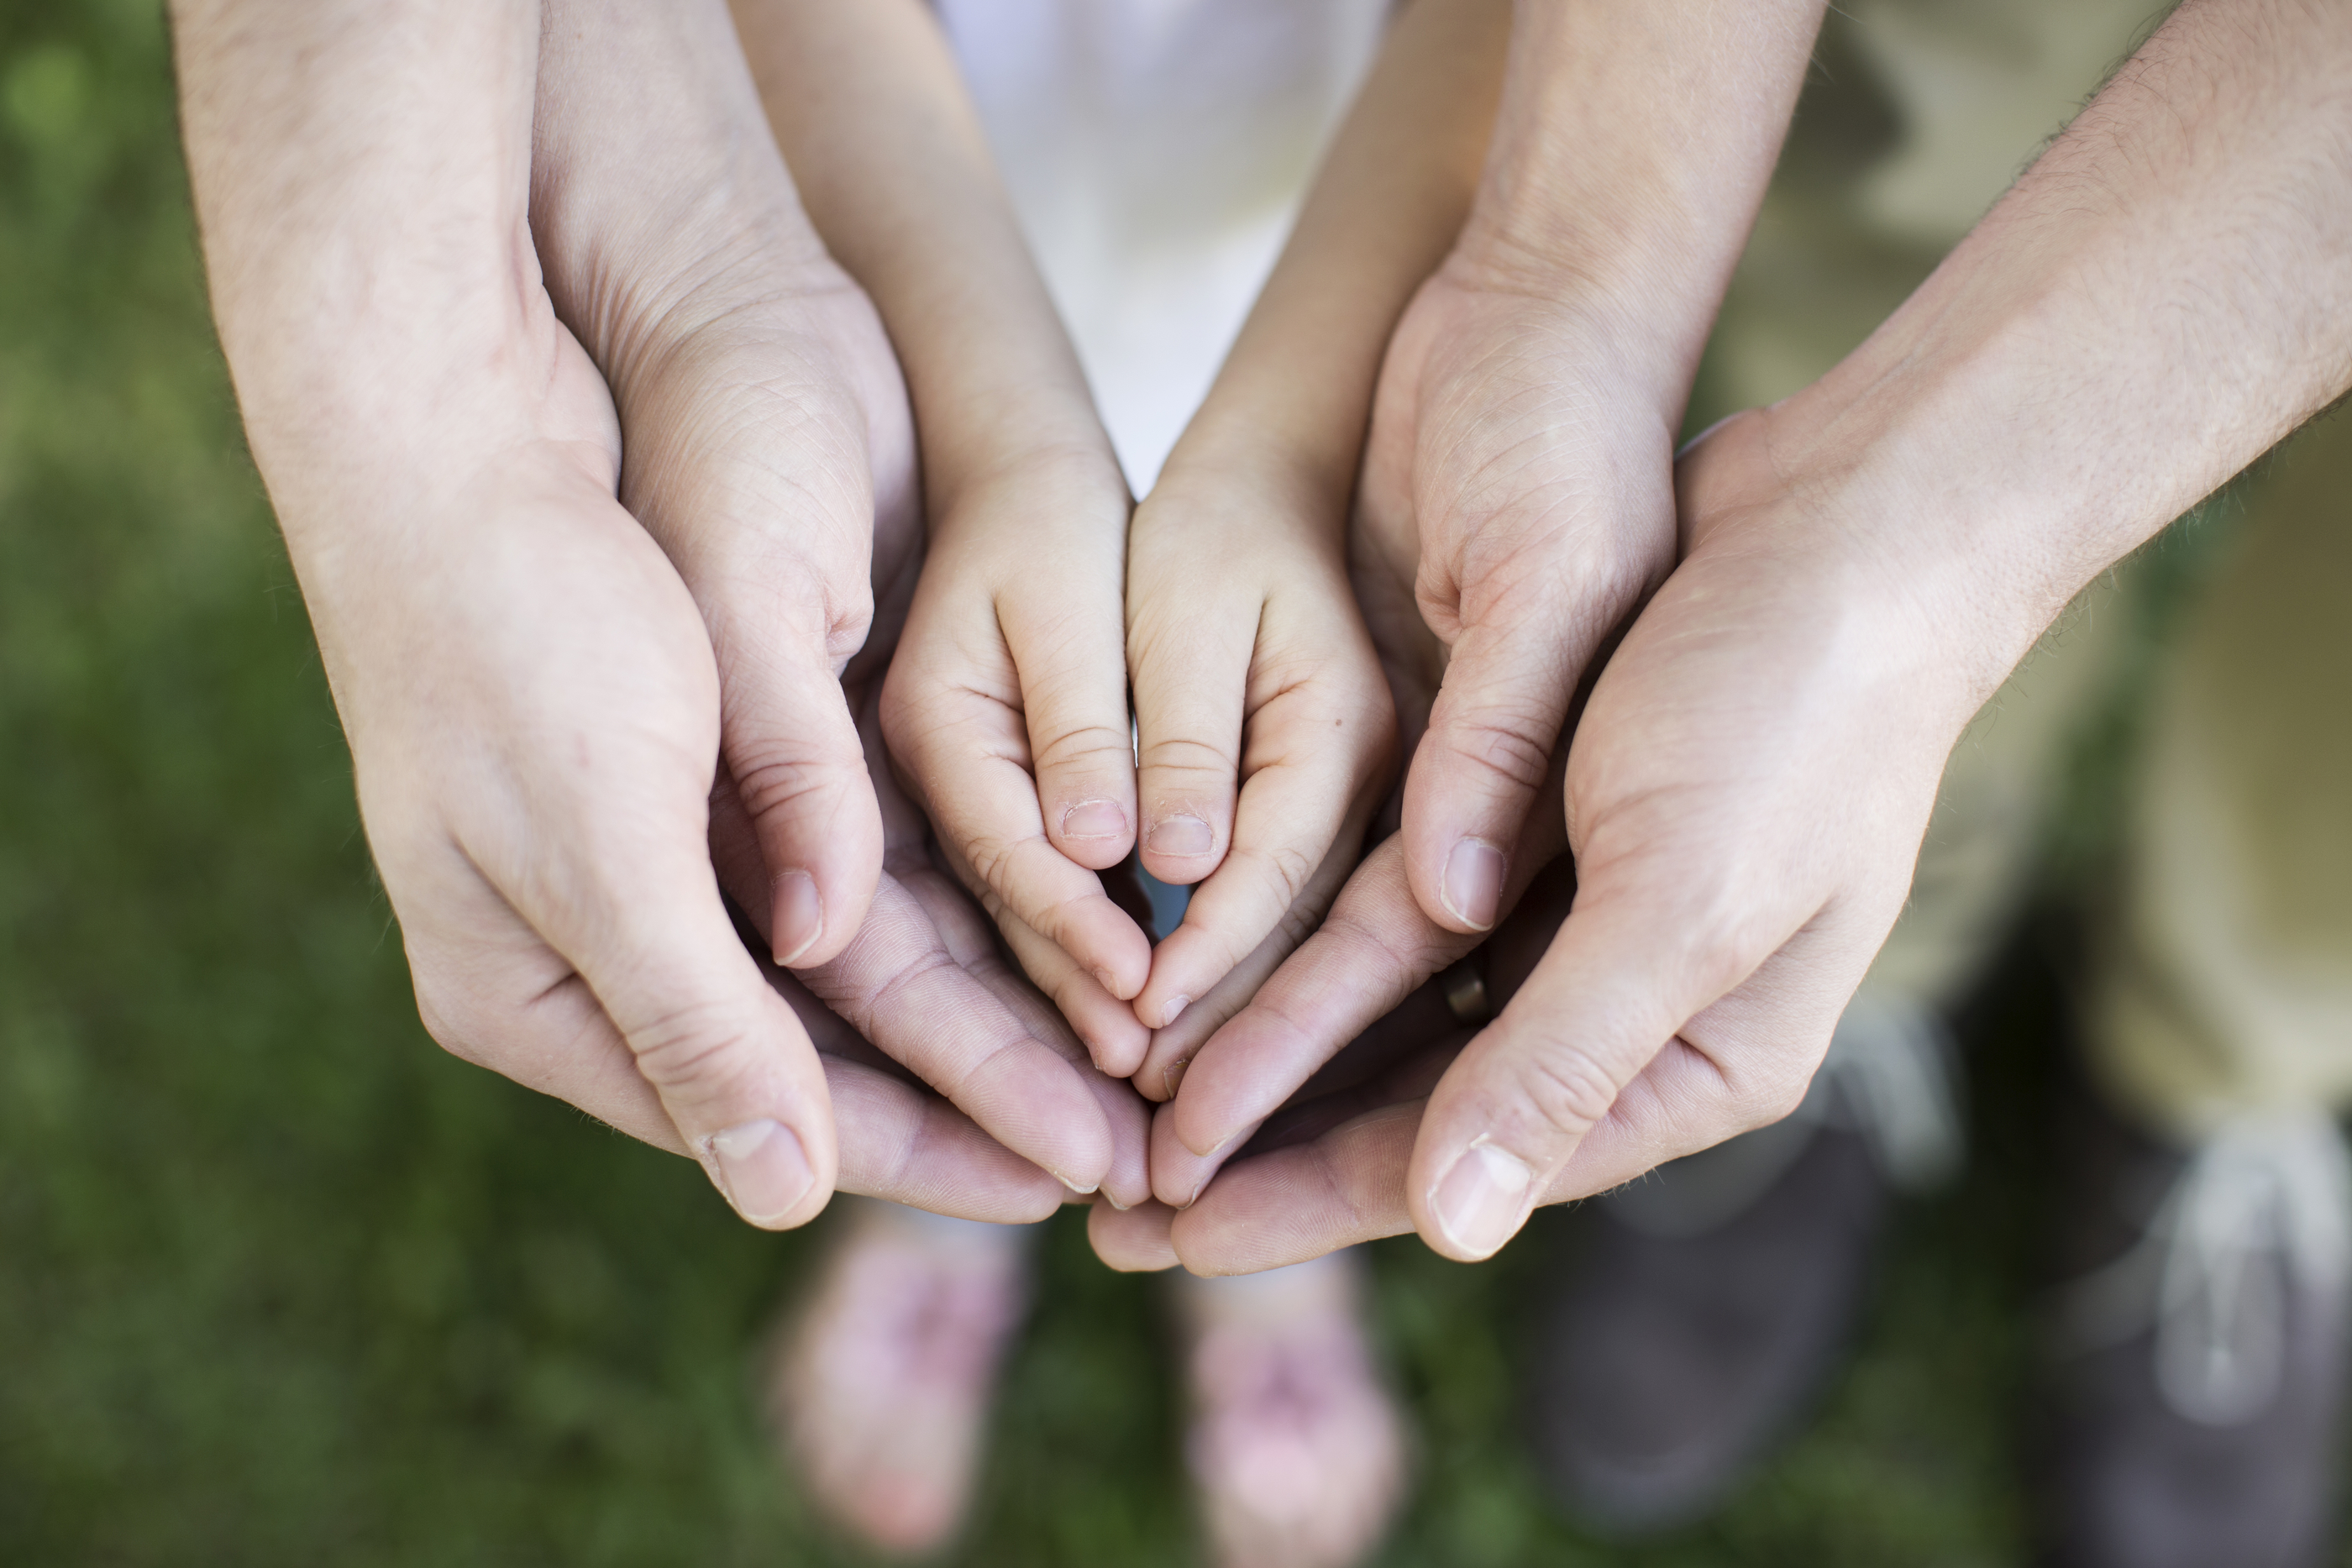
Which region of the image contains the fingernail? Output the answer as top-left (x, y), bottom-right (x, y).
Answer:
top-left (1441, 839), bottom-right (1506, 931)
top-left (709, 1119), bottom-right (816, 1225)
top-left (1163, 1056), bottom-right (1191, 1097)
top-left (1105, 1193), bottom-right (1131, 1212)
top-left (771, 870), bottom-right (824, 967)
top-left (1429, 1136), bottom-right (1533, 1259)
top-left (1147, 814), bottom-right (1214, 857)
top-left (1062, 800), bottom-right (1129, 841)
top-left (1159, 994), bottom-right (1189, 1029)
top-left (1058, 1173), bottom-right (1100, 1197)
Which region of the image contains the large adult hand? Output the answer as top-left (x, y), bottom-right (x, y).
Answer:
top-left (1361, 0), bottom-right (1825, 941)
top-left (522, 0), bottom-right (1158, 1213)
top-left (1109, 407), bottom-right (1981, 1269)
top-left (178, 0), bottom-right (900, 1230)
top-left (1361, 266), bottom-right (1678, 936)
top-left (1142, 0), bottom-right (2352, 1263)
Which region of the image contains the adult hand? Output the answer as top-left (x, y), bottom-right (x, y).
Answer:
top-left (1112, 410), bottom-right (1968, 1267)
top-left (1138, 0), bottom-right (2352, 1269)
top-left (1369, 1), bottom-right (1824, 941)
top-left (179, 0), bottom-right (895, 1230)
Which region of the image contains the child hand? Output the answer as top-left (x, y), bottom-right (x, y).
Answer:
top-left (1124, 455), bottom-right (1399, 1091)
top-left (879, 447), bottom-right (1157, 1077)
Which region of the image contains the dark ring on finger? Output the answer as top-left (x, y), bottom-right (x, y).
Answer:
top-left (1441, 955), bottom-right (1491, 1026)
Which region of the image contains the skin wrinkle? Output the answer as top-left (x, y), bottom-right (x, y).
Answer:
top-left (191, 0), bottom-right (1119, 1234)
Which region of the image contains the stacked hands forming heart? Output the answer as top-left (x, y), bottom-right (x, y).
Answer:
top-left (178, 0), bottom-right (2352, 1275)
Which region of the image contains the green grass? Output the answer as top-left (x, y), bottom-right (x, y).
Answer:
top-left (0, 4), bottom-right (2298, 1564)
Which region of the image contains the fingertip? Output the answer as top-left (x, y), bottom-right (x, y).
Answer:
top-left (1088, 1196), bottom-right (1182, 1272)
top-left (1417, 1135), bottom-right (1536, 1263)
top-left (769, 869), bottom-right (824, 966)
top-left (1438, 837), bottom-right (1506, 933)
top-left (1087, 1075), bottom-right (1155, 1210)
top-left (1138, 809), bottom-right (1221, 886)
top-left (705, 1116), bottom-right (833, 1230)
top-left (1052, 796), bottom-right (1138, 872)
top-left (1067, 975), bottom-right (1155, 1078)
top-left (1088, 918), bottom-right (1156, 1004)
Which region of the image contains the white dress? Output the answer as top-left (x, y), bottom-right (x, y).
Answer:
top-left (935, 0), bottom-right (1387, 494)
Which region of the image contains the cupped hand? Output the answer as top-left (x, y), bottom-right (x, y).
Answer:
top-left (1135, 409), bottom-right (1998, 1268)
top-left (879, 448), bottom-right (1158, 1076)
top-left (1362, 261), bottom-right (1681, 937)
top-left (714, 644), bottom-right (1153, 1212)
top-left (1123, 455), bottom-right (1398, 1092)
top-left (314, 321), bottom-right (845, 1233)
top-left (535, 0), bottom-right (1148, 1213)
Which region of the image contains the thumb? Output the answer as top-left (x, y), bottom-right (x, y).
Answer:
top-left (1400, 605), bottom-right (1584, 936)
top-left (551, 831), bottom-right (841, 1230)
top-left (717, 621), bottom-right (885, 970)
top-left (1404, 873), bottom-right (1791, 1261)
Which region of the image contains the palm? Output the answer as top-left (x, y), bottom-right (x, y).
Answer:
top-left (1352, 265), bottom-right (1680, 923)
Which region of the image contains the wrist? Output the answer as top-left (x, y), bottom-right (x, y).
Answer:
top-left (1446, 0), bottom-right (1823, 396)
top-left (1152, 417), bottom-right (1349, 533)
top-left (927, 431), bottom-right (1129, 546)
top-left (1736, 310), bottom-right (2111, 711)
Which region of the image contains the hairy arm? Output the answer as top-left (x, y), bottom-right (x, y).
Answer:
top-left (1155, 0), bottom-right (2352, 1272)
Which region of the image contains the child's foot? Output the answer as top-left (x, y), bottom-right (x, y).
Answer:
top-left (1178, 1252), bottom-right (1411, 1568)
top-left (766, 1198), bottom-right (1032, 1555)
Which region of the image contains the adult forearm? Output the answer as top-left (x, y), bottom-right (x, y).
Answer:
top-left (1456, 0), bottom-right (1827, 405)
top-left (176, 0), bottom-right (544, 496)
top-left (1168, 0), bottom-right (1509, 510)
top-left (1770, 0), bottom-right (2352, 697)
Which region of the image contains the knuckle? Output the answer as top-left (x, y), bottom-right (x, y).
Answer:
top-left (729, 745), bottom-right (858, 824)
top-left (1322, 904), bottom-right (1452, 985)
top-left (962, 833), bottom-right (1023, 900)
top-left (412, 981), bottom-right (494, 1070)
top-left (1138, 732), bottom-right (1239, 786)
top-left (1228, 839), bottom-right (1320, 923)
top-left (1433, 703), bottom-right (1554, 795)
top-left (1512, 1045), bottom-right (1625, 1142)
top-left (1755, 1066), bottom-right (1813, 1126)
top-left (1032, 721), bottom-right (1137, 782)
top-left (622, 997), bottom-right (756, 1092)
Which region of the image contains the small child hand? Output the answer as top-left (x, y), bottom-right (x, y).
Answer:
top-left (879, 448), bottom-right (1156, 1075)
top-left (1125, 455), bottom-right (1398, 1080)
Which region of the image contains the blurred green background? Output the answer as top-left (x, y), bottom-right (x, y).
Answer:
top-left (0, 3), bottom-right (2248, 1564)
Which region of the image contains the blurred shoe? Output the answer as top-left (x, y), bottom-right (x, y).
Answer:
top-left (1528, 992), bottom-right (1962, 1534)
top-left (765, 1199), bottom-right (1032, 1557)
top-left (2038, 1094), bottom-right (2352, 1568)
top-left (1178, 1251), bottom-right (1410, 1568)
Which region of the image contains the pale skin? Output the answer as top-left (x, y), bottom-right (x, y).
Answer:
top-left (1121, 0), bottom-right (2352, 1274)
top-left (1122, 0), bottom-right (1509, 1094)
top-left (176, 0), bottom-right (1146, 1226)
top-left (1143, 0), bottom-right (1826, 1222)
top-left (736, 1), bottom-right (1518, 1089)
top-left (732, 0), bottom-right (1159, 1074)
